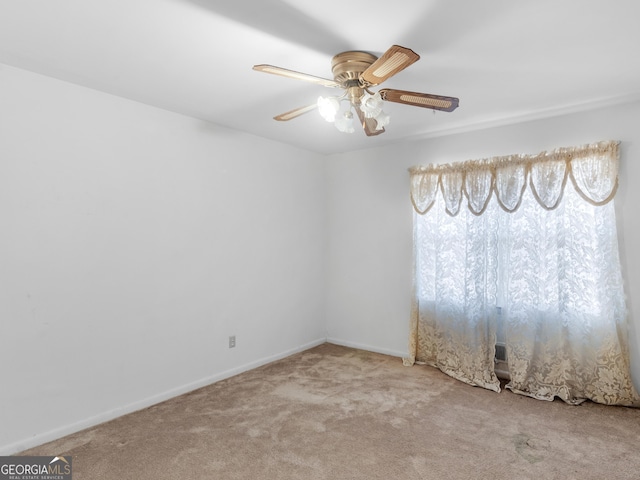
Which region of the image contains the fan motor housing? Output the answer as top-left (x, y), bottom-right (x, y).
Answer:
top-left (331, 51), bottom-right (377, 85)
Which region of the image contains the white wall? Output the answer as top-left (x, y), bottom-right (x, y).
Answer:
top-left (0, 64), bottom-right (327, 454)
top-left (325, 100), bottom-right (640, 392)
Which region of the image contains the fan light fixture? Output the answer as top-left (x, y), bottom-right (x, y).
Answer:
top-left (317, 96), bottom-right (341, 122)
top-left (317, 91), bottom-right (389, 134)
top-left (334, 111), bottom-right (355, 133)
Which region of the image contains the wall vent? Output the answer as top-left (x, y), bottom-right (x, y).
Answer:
top-left (494, 343), bottom-right (510, 380)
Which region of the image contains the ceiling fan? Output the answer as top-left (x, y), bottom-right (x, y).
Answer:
top-left (253, 45), bottom-right (459, 136)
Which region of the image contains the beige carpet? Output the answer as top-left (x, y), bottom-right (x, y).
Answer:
top-left (21, 343), bottom-right (640, 479)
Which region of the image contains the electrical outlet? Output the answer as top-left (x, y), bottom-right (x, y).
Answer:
top-left (229, 335), bottom-right (236, 348)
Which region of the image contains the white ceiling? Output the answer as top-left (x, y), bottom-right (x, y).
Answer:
top-left (1, 0), bottom-right (639, 155)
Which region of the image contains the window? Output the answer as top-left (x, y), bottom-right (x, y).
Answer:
top-left (405, 141), bottom-right (639, 406)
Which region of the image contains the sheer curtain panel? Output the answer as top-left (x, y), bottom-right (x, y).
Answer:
top-left (406, 141), bottom-right (639, 406)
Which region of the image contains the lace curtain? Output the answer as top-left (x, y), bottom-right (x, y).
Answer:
top-left (406, 141), bottom-right (640, 406)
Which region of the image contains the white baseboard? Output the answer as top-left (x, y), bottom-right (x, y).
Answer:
top-left (326, 337), bottom-right (408, 359)
top-left (0, 337), bottom-right (327, 456)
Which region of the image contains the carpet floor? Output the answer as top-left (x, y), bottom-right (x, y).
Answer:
top-left (21, 343), bottom-right (640, 479)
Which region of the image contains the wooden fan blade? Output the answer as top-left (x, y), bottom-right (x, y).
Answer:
top-left (253, 64), bottom-right (342, 88)
top-left (360, 45), bottom-right (420, 86)
top-left (273, 103), bottom-right (318, 121)
top-left (379, 89), bottom-right (459, 112)
top-left (355, 106), bottom-right (385, 136)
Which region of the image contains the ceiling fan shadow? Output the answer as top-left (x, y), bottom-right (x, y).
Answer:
top-left (183, 0), bottom-right (351, 56)
top-left (402, 1), bottom-right (520, 53)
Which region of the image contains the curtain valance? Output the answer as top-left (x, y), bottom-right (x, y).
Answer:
top-left (409, 140), bottom-right (619, 216)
